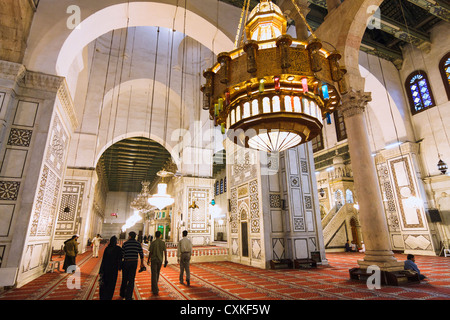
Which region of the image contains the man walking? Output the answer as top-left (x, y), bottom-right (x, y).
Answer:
top-left (120, 231), bottom-right (144, 300)
top-left (63, 235), bottom-right (79, 273)
top-left (177, 230), bottom-right (192, 286)
top-left (91, 234), bottom-right (102, 258)
top-left (148, 231), bottom-right (167, 296)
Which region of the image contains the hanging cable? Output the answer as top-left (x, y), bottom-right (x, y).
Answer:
top-left (146, 27), bottom-right (161, 181)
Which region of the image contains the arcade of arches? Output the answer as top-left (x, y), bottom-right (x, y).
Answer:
top-left (0, 0), bottom-right (449, 296)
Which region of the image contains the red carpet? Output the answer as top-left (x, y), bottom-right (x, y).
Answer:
top-left (1, 248), bottom-right (449, 300)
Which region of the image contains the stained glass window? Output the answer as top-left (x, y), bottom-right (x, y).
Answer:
top-left (439, 53), bottom-right (450, 100)
top-left (406, 71), bottom-right (435, 115)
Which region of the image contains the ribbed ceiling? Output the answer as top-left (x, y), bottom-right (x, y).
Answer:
top-left (98, 137), bottom-right (173, 193)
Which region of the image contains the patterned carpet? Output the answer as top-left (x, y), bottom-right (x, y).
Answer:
top-left (1, 247), bottom-right (449, 301)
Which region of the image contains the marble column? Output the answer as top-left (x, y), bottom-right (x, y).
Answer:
top-left (341, 90), bottom-right (403, 272)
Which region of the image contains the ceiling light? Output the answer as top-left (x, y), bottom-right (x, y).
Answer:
top-left (201, 0), bottom-right (345, 153)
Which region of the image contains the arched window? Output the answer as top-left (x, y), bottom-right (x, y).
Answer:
top-left (346, 189), bottom-right (354, 204)
top-left (406, 71), bottom-right (436, 115)
top-left (439, 53), bottom-right (450, 100)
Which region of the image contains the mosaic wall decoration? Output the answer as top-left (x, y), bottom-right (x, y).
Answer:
top-left (187, 187), bottom-right (210, 233)
top-left (0, 181), bottom-right (20, 200)
top-left (249, 180), bottom-right (260, 233)
top-left (45, 114), bottom-right (69, 176)
top-left (376, 162), bottom-right (401, 232)
top-left (7, 128), bottom-right (33, 147)
top-left (30, 165), bottom-right (61, 237)
top-left (230, 149), bottom-right (258, 186)
top-left (230, 187), bottom-right (238, 234)
top-left (269, 194), bottom-right (281, 208)
top-left (55, 181), bottom-right (85, 237)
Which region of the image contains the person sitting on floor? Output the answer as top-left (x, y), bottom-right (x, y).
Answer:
top-left (359, 241), bottom-right (365, 253)
top-left (404, 254), bottom-right (426, 280)
top-left (345, 240), bottom-right (351, 252)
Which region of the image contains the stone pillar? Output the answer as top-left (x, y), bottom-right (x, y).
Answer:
top-left (341, 90), bottom-right (403, 272)
top-left (0, 0), bottom-right (35, 63)
top-left (0, 60), bottom-right (77, 287)
top-left (173, 176), bottom-right (215, 246)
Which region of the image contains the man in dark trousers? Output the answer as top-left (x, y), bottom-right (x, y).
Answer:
top-left (148, 231), bottom-right (167, 296)
top-left (120, 231), bottom-right (144, 300)
top-left (177, 230), bottom-right (193, 286)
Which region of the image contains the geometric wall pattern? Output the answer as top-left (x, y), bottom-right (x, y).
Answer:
top-left (55, 181), bottom-right (85, 237)
top-left (30, 165), bottom-right (61, 237)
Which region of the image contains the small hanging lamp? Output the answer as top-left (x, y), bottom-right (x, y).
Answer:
top-left (438, 158), bottom-right (448, 174)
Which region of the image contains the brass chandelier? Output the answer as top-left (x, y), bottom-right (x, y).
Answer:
top-left (201, 0), bottom-right (346, 153)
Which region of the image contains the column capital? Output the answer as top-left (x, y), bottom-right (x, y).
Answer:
top-left (340, 90), bottom-right (372, 118)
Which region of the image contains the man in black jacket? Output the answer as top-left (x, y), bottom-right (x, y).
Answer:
top-left (120, 231), bottom-right (144, 300)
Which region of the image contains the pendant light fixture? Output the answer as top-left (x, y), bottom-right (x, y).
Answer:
top-left (201, 0), bottom-right (346, 153)
top-left (438, 157), bottom-right (448, 174)
top-left (148, 170), bottom-right (175, 210)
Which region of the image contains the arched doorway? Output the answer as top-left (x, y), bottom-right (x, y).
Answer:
top-left (350, 218), bottom-right (359, 246)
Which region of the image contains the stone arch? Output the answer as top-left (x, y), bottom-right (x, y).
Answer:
top-left (24, 1), bottom-right (234, 79)
top-left (68, 78), bottom-right (185, 170)
top-left (315, 0), bottom-right (384, 90)
top-left (359, 64), bottom-right (410, 147)
top-left (94, 131), bottom-right (181, 170)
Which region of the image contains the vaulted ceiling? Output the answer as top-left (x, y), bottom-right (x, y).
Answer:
top-left (96, 0), bottom-right (448, 193)
top-left (97, 137), bottom-right (173, 193)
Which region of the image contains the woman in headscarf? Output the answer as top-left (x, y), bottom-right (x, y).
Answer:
top-left (99, 236), bottom-right (123, 300)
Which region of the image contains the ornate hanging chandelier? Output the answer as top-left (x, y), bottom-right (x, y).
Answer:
top-left (148, 170), bottom-right (175, 210)
top-left (130, 180), bottom-right (153, 213)
top-left (201, 0), bottom-right (346, 153)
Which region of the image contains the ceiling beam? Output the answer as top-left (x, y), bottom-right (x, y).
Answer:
top-left (373, 14), bottom-right (431, 51)
top-left (360, 38), bottom-right (404, 69)
top-left (308, 0), bottom-right (431, 50)
top-left (406, 0), bottom-right (450, 22)
top-left (306, 6), bottom-right (405, 65)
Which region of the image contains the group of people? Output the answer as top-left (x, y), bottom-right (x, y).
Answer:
top-left (345, 240), bottom-right (365, 253)
top-left (344, 240), bottom-right (427, 280)
top-left (63, 232), bottom-right (427, 299)
top-left (98, 230), bottom-right (192, 300)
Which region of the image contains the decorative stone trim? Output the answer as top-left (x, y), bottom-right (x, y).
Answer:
top-left (57, 79), bottom-right (79, 130)
top-left (340, 90), bottom-right (372, 119)
top-left (0, 60), bottom-right (78, 130)
top-left (0, 60), bottom-right (26, 83)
